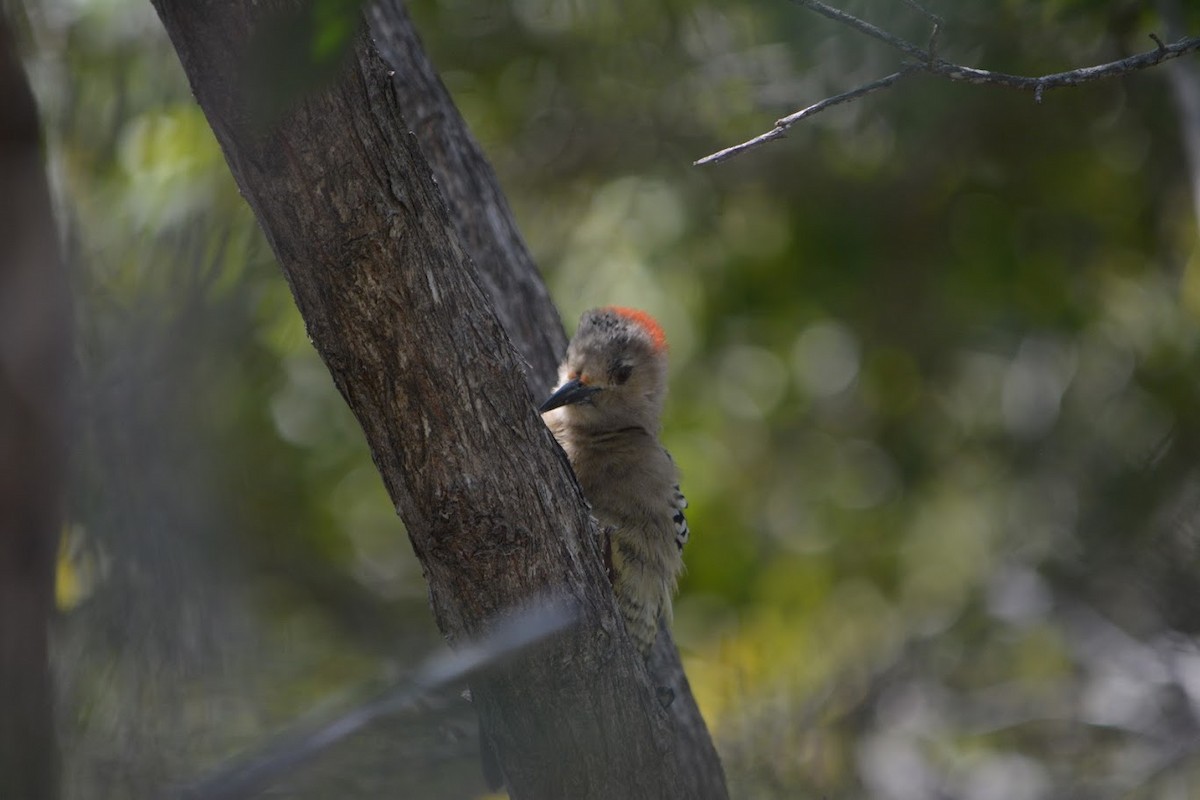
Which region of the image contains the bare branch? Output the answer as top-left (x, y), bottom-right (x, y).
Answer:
top-left (925, 36), bottom-right (1200, 91)
top-left (698, 0), bottom-right (1200, 166)
top-left (898, 0), bottom-right (943, 56)
top-left (789, 0), bottom-right (929, 61)
top-left (1158, 0), bottom-right (1200, 229)
top-left (694, 67), bottom-right (914, 166)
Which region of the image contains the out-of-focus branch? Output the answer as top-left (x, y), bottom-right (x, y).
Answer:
top-left (1158, 0), bottom-right (1200, 229)
top-left (0, 16), bottom-right (71, 800)
top-left (169, 599), bottom-right (577, 800)
top-left (696, 0), bottom-right (1200, 166)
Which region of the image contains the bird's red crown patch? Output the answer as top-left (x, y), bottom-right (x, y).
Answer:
top-left (607, 306), bottom-right (668, 352)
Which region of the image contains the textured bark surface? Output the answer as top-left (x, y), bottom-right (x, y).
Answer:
top-left (149, 1), bottom-right (727, 798)
top-left (367, 0), bottom-right (566, 399)
top-left (0, 20), bottom-right (69, 800)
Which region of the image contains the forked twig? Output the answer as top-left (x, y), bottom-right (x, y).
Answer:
top-left (696, 0), bottom-right (1200, 166)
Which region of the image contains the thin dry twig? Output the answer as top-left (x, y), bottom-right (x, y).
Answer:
top-left (898, 0), bottom-right (943, 57)
top-left (790, 0), bottom-right (929, 61)
top-left (696, 0), bottom-right (1200, 166)
top-left (696, 68), bottom-right (914, 166)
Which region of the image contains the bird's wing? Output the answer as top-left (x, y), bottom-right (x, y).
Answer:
top-left (671, 483), bottom-right (689, 552)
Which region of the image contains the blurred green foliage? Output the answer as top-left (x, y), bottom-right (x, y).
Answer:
top-left (17, 0), bottom-right (1200, 796)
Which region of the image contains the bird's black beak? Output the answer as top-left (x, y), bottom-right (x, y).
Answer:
top-left (539, 378), bottom-right (601, 413)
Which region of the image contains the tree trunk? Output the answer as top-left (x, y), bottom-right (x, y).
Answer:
top-left (366, 0), bottom-right (566, 399)
top-left (148, 2), bottom-right (728, 798)
top-left (0, 18), bottom-right (70, 800)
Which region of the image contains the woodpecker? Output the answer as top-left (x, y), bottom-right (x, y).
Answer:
top-left (540, 306), bottom-right (688, 657)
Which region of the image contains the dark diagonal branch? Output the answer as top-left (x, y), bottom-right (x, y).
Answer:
top-left (789, 0), bottom-right (929, 61)
top-left (169, 599), bottom-right (577, 800)
top-left (0, 17), bottom-right (71, 800)
top-left (697, 0), bottom-right (1200, 166)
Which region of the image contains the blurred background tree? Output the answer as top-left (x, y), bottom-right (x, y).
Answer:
top-left (12, 0), bottom-right (1200, 796)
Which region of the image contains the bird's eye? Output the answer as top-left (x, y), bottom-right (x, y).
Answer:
top-left (613, 364), bottom-right (633, 384)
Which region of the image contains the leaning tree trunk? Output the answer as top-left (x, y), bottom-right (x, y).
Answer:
top-left (148, 2), bottom-right (729, 798)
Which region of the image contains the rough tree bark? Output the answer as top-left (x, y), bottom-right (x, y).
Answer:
top-left (148, 2), bottom-right (728, 798)
top-left (365, 0), bottom-right (566, 399)
top-left (0, 18), bottom-right (70, 800)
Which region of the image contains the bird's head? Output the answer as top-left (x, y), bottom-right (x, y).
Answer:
top-left (539, 306), bottom-right (670, 432)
